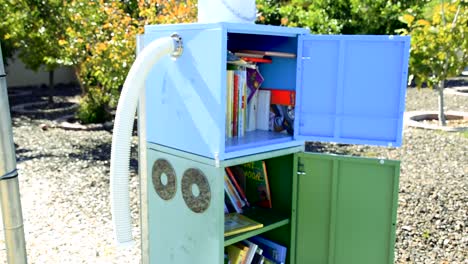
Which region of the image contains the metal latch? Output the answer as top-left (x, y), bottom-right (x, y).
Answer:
top-left (297, 158), bottom-right (306, 175)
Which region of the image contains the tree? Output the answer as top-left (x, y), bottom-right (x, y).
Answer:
top-left (257, 0), bottom-right (427, 35)
top-left (399, 0), bottom-right (467, 126)
top-left (0, 0), bottom-right (67, 104)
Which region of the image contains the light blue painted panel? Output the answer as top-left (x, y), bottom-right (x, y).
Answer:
top-left (145, 22), bottom-right (308, 37)
top-left (295, 35), bottom-right (410, 147)
top-left (147, 148), bottom-right (224, 264)
top-left (144, 27), bottom-right (225, 158)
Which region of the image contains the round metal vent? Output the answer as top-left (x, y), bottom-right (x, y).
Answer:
top-left (181, 168), bottom-right (211, 213)
top-left (151, 159), bottom-right (177, 200)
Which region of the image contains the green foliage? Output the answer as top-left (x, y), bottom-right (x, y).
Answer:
top-left (0, 1), bottom-right (66, 71)
top-left (257, 0), bottom-right (427, 34)
top-left (77, 87), bottom-right (112, 124)
top-left (399, 0), bottom-right (467, 89)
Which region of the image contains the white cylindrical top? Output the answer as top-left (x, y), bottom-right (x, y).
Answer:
top-left (198, 0), bottom-right (257, 23)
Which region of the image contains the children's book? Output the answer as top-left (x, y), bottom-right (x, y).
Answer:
top-left (249, 236), bottom-right (287, 264)
top-left (239, 161), bottom-right (272, 208)
top-left (224, 213), bottom-right (263, 237)
top-left (226, 167), bottom-right (250, 207)
top-left (233, 72), bottom-right (239, 137)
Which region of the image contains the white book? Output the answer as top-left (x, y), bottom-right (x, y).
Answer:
top-left (246, 91), bottom-right (258, 132)
top-left (256, 90), bottom-right (271, 130)
top-left (243, 240), bottom-right (259, 264)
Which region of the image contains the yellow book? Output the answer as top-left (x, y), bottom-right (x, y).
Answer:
top-left (224, 213), bottom-right (263, 237)
top-left (226, 244), bottom-right (248, 264)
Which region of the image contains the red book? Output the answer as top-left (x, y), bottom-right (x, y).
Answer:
top-left (232, 74), bottom-right (239, 137)
top-left (226, 167), bottom-right (250, 207)
top-left (268, 89), bottom-right (296, 106)
top-left (241, 57), bottom-right (273, 64)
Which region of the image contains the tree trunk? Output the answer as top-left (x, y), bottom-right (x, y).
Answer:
top-left (437, 80), bottom-right (447, 126)
top-left (48, 70), bottom-right (54, 105)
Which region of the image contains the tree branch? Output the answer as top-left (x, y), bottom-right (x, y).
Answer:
top-left (451, 4), bottom-right (461, 29)
top-left (441, 0), bottom-right (446, 26)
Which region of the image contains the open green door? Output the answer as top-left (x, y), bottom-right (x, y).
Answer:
top-left (292, 152), bottom-right (400, 264)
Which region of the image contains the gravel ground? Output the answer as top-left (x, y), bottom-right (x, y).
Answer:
top-left (0, 86), bottom-right (467, 264)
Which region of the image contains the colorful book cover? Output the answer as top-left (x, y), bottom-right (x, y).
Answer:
top-left (250, 236), bottom-right (287, 264)
top-left (239, 161), bottom-right (272, 208)
top-left (246, 68), bottom-right (264, 103)
top-left (242, 240), bottom-right (259, 264)
top-left (224, 213), bottom-right (263, 237)
top-left (226, 168), bottom-right (250, 207)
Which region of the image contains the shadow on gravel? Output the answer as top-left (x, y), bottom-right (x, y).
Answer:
top-left (67, 141), bottom-right (139, 173)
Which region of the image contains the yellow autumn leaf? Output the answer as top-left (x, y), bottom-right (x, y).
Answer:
top-left (4, 33), bottom-right (11, 39)
top-left (401, 14), bottom-right (415, 25)
top-left (58, 39), bottom-right (68, 46)
top-left (416, 19), bottom-right (431, 26)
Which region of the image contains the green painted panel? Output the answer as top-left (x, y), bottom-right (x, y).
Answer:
top-left (295, 156), bottom-right (333, 264)
top-left (333, 161), bottom-right (397, 264)
top-left (295, 153), bottom-right (399, 264)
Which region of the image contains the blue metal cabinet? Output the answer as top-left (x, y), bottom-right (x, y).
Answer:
top-left (143, 23), bottom-right (409, 160)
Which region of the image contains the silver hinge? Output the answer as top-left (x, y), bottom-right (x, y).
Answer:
top-left (302, 56), bottom-right (311, 60)
top-left (297, 158), bottom-right (306, 175)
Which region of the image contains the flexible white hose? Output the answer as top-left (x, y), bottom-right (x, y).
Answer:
top-left (110, 36), bottom-right (175, 246)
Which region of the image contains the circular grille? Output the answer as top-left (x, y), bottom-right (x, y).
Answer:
top-left (151, 159), bottom-right (177, 200)
top-left (181, 168), bottom-right (211, 213)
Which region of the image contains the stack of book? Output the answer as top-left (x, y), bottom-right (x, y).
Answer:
top-left (225, 236), bottom-right (288, 264)
top-left (226, 65), bottom-right (265, 138)
top-left (224, 160), bottom-right (272, 215)
top-left (226, 49), bottom-right (297, 138)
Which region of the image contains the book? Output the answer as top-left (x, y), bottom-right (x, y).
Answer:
top-left (256, 90), bottom-right (271, 131)
top-left (225, 176), bottom-right (242, 213)
top-left (226, 70), bottom-right (235, 138)
top-left (224, 213), bottom-right (263, 237)
top-left (235, 69), bottom-right (247, 137)
top-left (247, 68), bottom-right (264, 103)
top-left (233, 71), bottom-right (239, 137)
top-left (269, 104), bottom-right (294, 135)
top-left (239, 161), bottom-right (272, 208)
top-left (268, 89), bottom-right (295, 106)
top-left (246, 91), bottom-right (258, 132)
top-left (241, 57), bottom-right (273, 64)
top-left (250, 236), bottom-right (287, 264)
top-left (236, 50), bottom-right (296, 59)
top-left (226, 167), bottom-right (250, 207)
top-left (226, 244), bottom-right (248, 264)
top-left (242, 240), bottom-right (258, 264)
top-left (225, 174), bottom-right (244, 212)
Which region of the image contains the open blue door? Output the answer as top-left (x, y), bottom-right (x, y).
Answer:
top-left (294, 35), bottom-right (410, 147)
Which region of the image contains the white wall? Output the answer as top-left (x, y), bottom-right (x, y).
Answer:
top-left (5, 53), bottom-right (77, 87)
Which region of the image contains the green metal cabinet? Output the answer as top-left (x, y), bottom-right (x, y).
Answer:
top-left (291, 153), bottom-right (399, 264)
top-left (145, 144), bottom-right (399, 264)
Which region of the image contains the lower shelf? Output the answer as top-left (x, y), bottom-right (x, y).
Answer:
top-left (224, 207), bottom-right (290, 247)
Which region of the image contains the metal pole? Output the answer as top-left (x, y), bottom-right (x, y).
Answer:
top-left (0, 46), bottom-right (28, 263)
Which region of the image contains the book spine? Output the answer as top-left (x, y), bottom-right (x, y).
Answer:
top-left (225, 174), bottom-right (244, 211)
top-left (224, 179), bottom-right (242, 213)
top-left (226, 168), bottom-right (250, 207)
top-left (262, 161), bottom-right (273, 208)
top-left (233, 73), bottom-right (239, 137)
top-left (236, 70), bottom-right (244, 137)
top-left (256, 90), bottom-right (271, 131)
top-left (242, 70), bottom-right (247, 136)
top-left (227, 71), bottom-right (234, 138)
